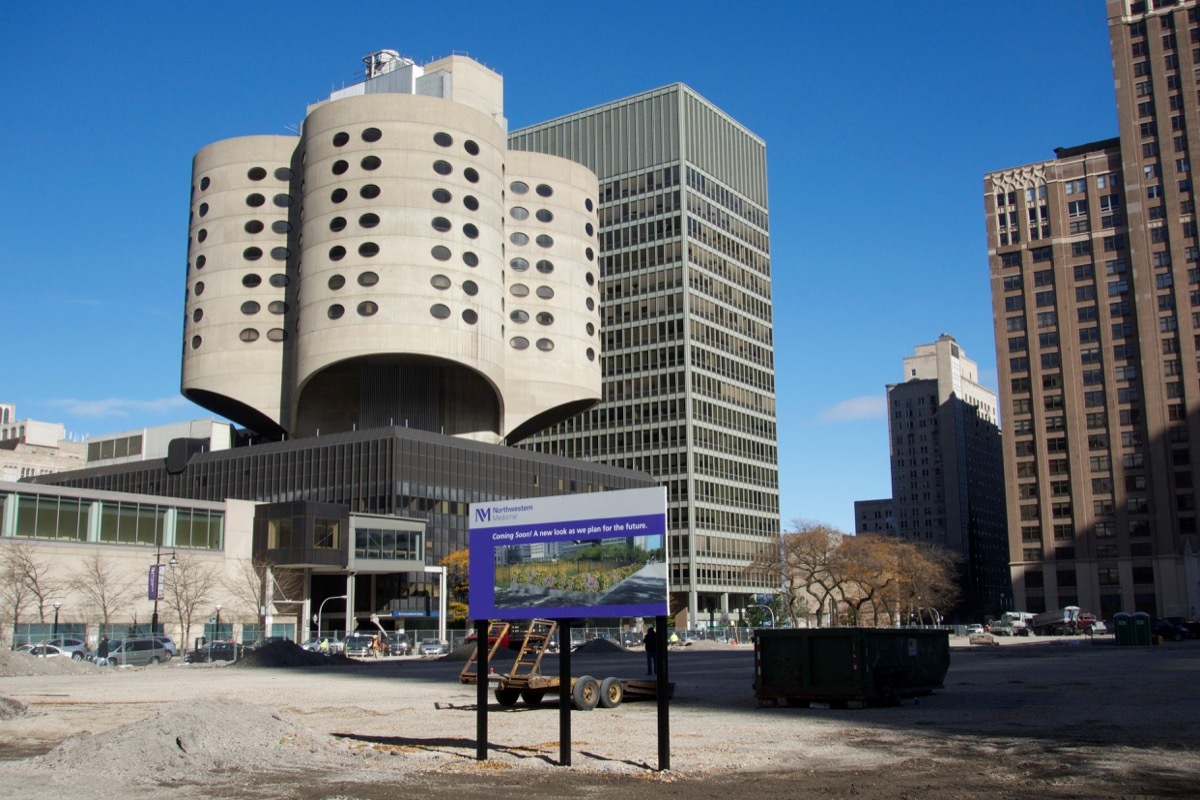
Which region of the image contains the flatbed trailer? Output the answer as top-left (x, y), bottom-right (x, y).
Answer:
top-left (459, 619), bottom-right (669, 710)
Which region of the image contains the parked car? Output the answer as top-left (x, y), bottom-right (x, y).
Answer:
top-left (247, 636), bottom-right (292, 650)
top-left (184, 641), bottom-right (244, 663)
top-left (154, 636), bottom-right (179, 657)
top-left (989, 621), bottom-right (1015, 636)
top-left (300, 636), bottom-right (344, 654)
top-left (22, 644), bottom-right (69, 658)
top-left (965, 624), bottom-right (985, 636)
top-left (1162, 617), bottom-right (1200, 637)
top-left (418, 638), bottom-right (448, 656)
top-left (44, 637), bottom-right (89, 660)
top-left (1152, 619), bottom-right (1195, 641)
top-left (343, 633), bottom-right (378, 657)
top-left (107, 637), bottom-right (173, 666)
top-left (385, 632), bottom-right (411, 656)
top-left (463, 628), bottom-right (510, 649)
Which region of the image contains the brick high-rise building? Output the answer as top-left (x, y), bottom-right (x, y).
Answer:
top-left (986, 0), bottom-right (1200, 620)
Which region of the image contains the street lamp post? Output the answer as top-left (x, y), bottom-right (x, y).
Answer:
top-left (315, 595), bottom-right (348, 638)
top-left (52, 601), bottom-right (61, 641)
top-left (215, 604), bottom-right (222, 642)
top-left (150, 543), bottom-right (178, 636)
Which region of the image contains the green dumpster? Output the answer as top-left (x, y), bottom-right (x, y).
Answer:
top-left (754, 627), bottom-right (950, 707)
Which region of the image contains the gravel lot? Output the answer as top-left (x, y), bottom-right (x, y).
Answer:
top-left (1, 635), bottom-right (1198, 799)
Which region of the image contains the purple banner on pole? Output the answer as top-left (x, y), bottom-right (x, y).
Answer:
top-left (147, 564), bottom-right (164, 601)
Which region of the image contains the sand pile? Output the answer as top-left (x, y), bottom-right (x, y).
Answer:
top-left (232, 640), bottom-right (352, 668)
top-left (573, 638), bottom-right (627, 655)
top-left (0, 696), bottom-right (27, 720)
top-left (0, 649), bottom-right (101, 678)
top-left (32, 696), bottom-right (345, 784)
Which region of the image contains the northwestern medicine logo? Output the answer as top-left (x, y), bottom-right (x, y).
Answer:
top-left (475, 503), bottom-right (534, 524)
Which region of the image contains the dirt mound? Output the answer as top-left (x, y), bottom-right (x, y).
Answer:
top-left (680, 639), bottom-right (737, 651)
top-left (232, 640), bottom-right (353, 668)
top-left (573, 638), bottom-right (626, 654)
top-left (0, 696), bottom-right (27, 719)
top-left (0, 649), bottom-right (101, 678)
top-left (32, 696), bottom-right (345, 784)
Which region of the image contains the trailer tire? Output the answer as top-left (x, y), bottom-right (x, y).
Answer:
top-left (495, 688), bottom-right (520, 707)
top-left (572, 675), bottom-right (600, 710)
top-left (520, 689), bottom-right (545, 706)
top-left (599, 677), bottom-right (624, 708)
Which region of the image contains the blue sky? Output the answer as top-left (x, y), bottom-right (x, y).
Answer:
top-left (1, 3), bottom-right (1117, 532)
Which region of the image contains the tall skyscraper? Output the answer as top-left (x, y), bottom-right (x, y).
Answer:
top-left (986, 1), bottom-right (1200, 620)
top-left (509, 85), bottom-right (779, 625)
top-left (879, 335), bottom-right (1009, 619)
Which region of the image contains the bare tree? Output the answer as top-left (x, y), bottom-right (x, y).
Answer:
top-left (881, 541), bottom-right (961, 626)
top-left (223, 555), bottom-right (303, 636)
top-left (1, 540), bottom-right (62, 638)
top-left (68, 553), bottom-right (141, 638)
top-left (163, 555), bottom-right (219, 648)
top-left (0, 541), bottom-right (36, 648)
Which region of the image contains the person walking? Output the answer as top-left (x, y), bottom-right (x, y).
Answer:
top-left (643, 625), bottom-right (657, 675)
top-left (95, 635), bottom-right (109, 667)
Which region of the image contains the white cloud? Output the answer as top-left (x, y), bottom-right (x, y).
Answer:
top-left (818, 395), bottom-right (886, 422)
top-left (47, 396), bottom-right (191, 419)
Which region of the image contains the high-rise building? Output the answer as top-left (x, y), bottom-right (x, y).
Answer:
top-left (509, 85), bottom-right (779, 625)
top-left (985, 1), bottom-right (1200, 620)
top-left (0, 403), bottom-right (85, 481)
top-left (881, 335), bottom-right (1009, 618)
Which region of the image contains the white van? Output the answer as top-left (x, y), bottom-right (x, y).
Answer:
top-left (108, 637), bottom-right (173, 666)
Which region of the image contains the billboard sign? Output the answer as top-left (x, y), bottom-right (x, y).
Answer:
top-left (468, 487), bottom-right (668, 620)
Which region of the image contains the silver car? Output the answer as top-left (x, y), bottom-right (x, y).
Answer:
top-left (418, 639), bottom-right (448, 656)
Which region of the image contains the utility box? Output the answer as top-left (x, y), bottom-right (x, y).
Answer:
top-left (754, 627), bottom-right (950, 707)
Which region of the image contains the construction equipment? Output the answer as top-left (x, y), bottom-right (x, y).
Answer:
top-left (459, 618), bottom-right (667, 709)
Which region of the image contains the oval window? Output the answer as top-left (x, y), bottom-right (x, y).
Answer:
top-left (331, 188), bottom-right (347, 203)
top-left (267, 328), bottom-right (287, 342)
top-left (328, 304), bottom-right (345, 319)
top-left (192, 308), bottom-right (203, 323)
top-left (269, 273), bottom-right (289, 287)
top-left (462, 309), bottom-right (478, 324)
top-left (200, 176), bottom-right (210, 191)
top-left (329, 245), bottom-right (346, 261)
top-left (358, 242), bottom-right (380, 257)
top-left (585, 198), bottom-right (594, 211)
top-left (510, 310), bottom-right (529, 323)
top-left (462, 280), bottom-right (478, 296)
top-left (197, 229), bottom-right (207, 242)
top-left (245, 219), bottom-right (265, 234)
top-left (586, 297), bottom-right (595, 311)
top-left (359, 212), bottom-right (380, 228)
top-left (361, 127), bottom-right (382, 142)
top-left (328, 274), bottom-right (345, 290)
top-left (357, 301), bottom-right (379, 316)
top-left (271, 220), bottom-right (292, 234)
top-left (536, 260), bottom-right (554, 274)
top-left (433, 188), bottom-right (452, 204)
top-left (191, 335), bottom-right (202, 349)
top-left (270, 246), bottom-right (290, 260)
top-left (535, 234), bottom-right (554, 248)
top-left (536, 184), bottom-right (553, 197)
top-left (463, 195), bottom-right (479, 211)
top-left (510, 284), bottom-right (530, 297)
top-left (195, 281), bottom-right (205, 296)
top-left (358, 271), bottom-right (379, 286)
top-left (509, 257), bottom-right (529, 271)
top-left (430, 304), bottom-right (451, 319)
top-left (241, 301), bottom-right (261, 315)
top-left (268, 300), bottom-right (288, 314)
top-left (586, 272), bottom-right (595, 286)
top-left (587, 348), bottom-right (595, 361)
top-left (332, 160), bottom-right (349, 175)
top-left (536, 209), bottom-right (554, 223)
top-left (536, 338), bottom-right (554, 351)
top-left (247, 167), bottom-right (267, 181)
top-left (198, 202), bottom-right (209, 217)
top-left (246, 193), bottom-right (266, 207)
top-left (586, 322), bottom-right (595, 336)
top-left (464, 140), bottom-right (480, 155)
top-left (330, 217), bottom-right (347, 232)
top-left (433, 160), bottom-right (453, 176)
top-left (243, 247), bottom-right (263, 261)
top-left (195, 255), bottom-right (206, 269)
top-left (273, 194), bottom-right (291, 207)
top-left (510, 206), bottom-right (529, 221)
top-left (510, 181), bottom-right (529, 195)
top-left (463, 223), bottom-right (479, 239)
top-left (463, 168), bottom-right (479, 183)
top-left (361, 155), bottom-right (382, 171)
top-left (586, 247), bottom-right (595, 261)
top-left (536, 312), bottom-right (554, 326)
top-left (463, 251), bottom-right (479, 267)
top-left (431, 245), bottom-right (452, 261)
top-left (510, 336), bottom-right (529, 350)
top-left (510, 232), bottom-right (529, 246)
top-left (332, 131), bottom-right (349, 147)
top-left (536, 286), bottom-right (555, 299)
top-left (242, 273), bottom-right (262, 288)
top-left (434, 132), bottom-right (453, 147)
top-left (432, 217), bottom-right (452, 232)
top-left (585, 222), bottom-right (594, 236)
top-left (360, 184), bottom-right (381, 199)
top-left (275, 167), bottom-right (293, 181)
top-left (431, 275), bottom-right (452, 290)
top-left (239, 329), bottom-right (259, 342)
